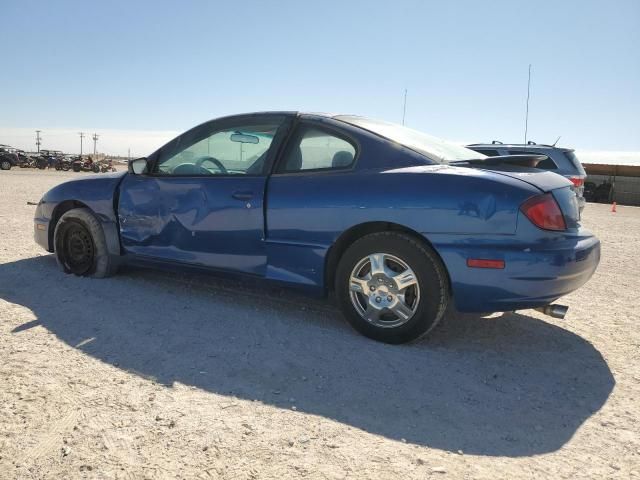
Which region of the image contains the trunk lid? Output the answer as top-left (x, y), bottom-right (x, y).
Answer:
top-left (451, 159), bottom-right (580, 226)
top-left (451, 160), bottom-right (573, 193)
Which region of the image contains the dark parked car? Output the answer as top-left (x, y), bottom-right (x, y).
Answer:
top-left (1, 145), bottom-right (22, 170)
top-left (33, 112), bottom-right (600, 343)
top-left (467, 141), bottom-right (587, 213)
top-left (1, 145), bottom-right (40, 170)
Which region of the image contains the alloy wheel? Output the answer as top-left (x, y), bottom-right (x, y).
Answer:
top-left (348, 253), bottom-right (420, 328)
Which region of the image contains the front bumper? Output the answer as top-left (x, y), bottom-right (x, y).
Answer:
top-left (432, 231), bottom-right (601, 313)
top-left (34, 203), bottom-right (52, 252)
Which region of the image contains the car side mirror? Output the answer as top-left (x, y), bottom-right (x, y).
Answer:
top-left (128, 157), bottom-right (149, 175)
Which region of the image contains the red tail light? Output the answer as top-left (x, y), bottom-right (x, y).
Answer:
top-left (569, 177), bottom-right (584, 187)
top-left (520, 193), bottom-right (566, 231)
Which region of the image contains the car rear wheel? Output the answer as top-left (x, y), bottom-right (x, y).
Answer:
top-left (336, 232), bottom-right (449, 344)
top-left (54, 208), bottom-right (117, 278)
top-left (1, 160), bottom-right (11, 170)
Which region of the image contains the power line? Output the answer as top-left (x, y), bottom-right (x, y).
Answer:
top-left (35, 130), bottom-right (42, 152)
top-left (92, 133), bottom-right (99, 155)
top-left (78, 132), bottom-right (85, 156)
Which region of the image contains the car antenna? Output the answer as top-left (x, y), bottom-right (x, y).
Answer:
top-left (524, 64), bottom-right (532, 144)
top-left (402, 88), bottom-right (408, 125)
top-left (552, 136), bottom-right (561, 147)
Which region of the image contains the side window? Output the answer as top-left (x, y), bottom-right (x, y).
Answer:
top-left (154, 121), bottom-right (283, 176)
top-left (279, 126), bottom-right (356, 173)
top-left (507, 150), bottom-right (557, 169)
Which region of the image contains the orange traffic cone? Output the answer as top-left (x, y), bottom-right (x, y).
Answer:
top-left (611, 201), bottom-right (617, 213)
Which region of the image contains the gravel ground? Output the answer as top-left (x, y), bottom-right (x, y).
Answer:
top-left (0, 169), bottom-right (638, 479)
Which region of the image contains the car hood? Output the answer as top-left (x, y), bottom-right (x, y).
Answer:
top-left (64, 171), bottom-right (127, 182)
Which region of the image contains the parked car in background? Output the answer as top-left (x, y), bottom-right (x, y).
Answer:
top-left (1, 145), bottom-right (41, 170)
top-left (467, 141), bottom-right (587, 213)
top-left (0, 145), bottom-right (20, 170)
top-left (33, 112), bottom-right (600, 344)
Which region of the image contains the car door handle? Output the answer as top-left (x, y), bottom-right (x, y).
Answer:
top-left (231, 191), bottom-right (253, 200)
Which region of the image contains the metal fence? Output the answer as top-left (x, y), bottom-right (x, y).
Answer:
top-left (586, 174), bottom-right (640, 206)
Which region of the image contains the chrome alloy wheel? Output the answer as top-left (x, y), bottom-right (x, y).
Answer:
top-left (348, 253), bottom-right (420, 328)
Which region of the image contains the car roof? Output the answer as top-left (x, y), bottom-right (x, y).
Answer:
top-left (215, 111), bottom-right (354, 120)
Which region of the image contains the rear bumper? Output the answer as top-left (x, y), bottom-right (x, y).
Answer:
top-left (431, 231), bottom-right (600, 312)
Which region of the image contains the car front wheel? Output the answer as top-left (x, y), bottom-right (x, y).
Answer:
top-left (336, 232), bottom-right (449, 344)
top-left (1, 160), bottom-right (11, 170)
top-left (54, 208), bottom-right (117, 278)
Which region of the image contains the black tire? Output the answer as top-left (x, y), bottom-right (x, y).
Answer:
top-left (62, 163), bottom-right (70, 171)
top-left (1, 159), bottom-right (12, 170)
top-left (335, 232), bottom-right (449, 344)
top-left (72, 163), bottom-right (81, 172)
top-left (54, 208), bottom-right (117, 278)
top-left (92, 164), bottom-right (100, 173)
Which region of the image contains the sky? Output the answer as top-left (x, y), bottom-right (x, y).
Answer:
top-left (1, 0), bottom-right (638, 160)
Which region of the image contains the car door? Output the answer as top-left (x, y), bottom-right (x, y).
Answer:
top-left (118, 115), bottom-right (290, 276)
top-left (264, 121), bottom-right (359, 287)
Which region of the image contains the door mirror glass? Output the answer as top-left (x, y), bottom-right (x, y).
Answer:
top-left (129, 157), bottom-right (149, 175)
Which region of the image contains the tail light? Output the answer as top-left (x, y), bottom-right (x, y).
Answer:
top-left (520, 193), bottom-right (566, 231)
top-left (568, 177), bottom-right (584, 188)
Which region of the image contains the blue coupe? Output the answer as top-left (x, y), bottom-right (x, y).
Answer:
top-left (34, 112), bottom-right (600, 343)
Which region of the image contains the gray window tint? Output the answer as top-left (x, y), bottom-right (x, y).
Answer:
top-left (281, 127), bottom-right (356, 172)
top-left (507, 150), bottom-right (557, 170)
top-left (155, 122), bottom-right (282, 176)
top-left (474, 149), bottom-right (501, 157)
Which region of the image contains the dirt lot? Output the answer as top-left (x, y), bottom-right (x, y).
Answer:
top-left (0, 169), bottom-right (638, 479)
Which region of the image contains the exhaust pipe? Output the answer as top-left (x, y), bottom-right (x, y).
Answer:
top-left (535, 304), bottom-right (569, 319)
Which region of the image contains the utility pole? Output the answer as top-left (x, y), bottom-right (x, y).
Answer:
top-left (524, 64), bottom-right (532, 144)
top-left (35, 130), bottom-right (42, 152)
top-left (78, 132), bottom-right (85, 156)
top-left (127, 148), bottom-right (130, 161)
top-left (402, 89), bottom-right (408, 126)
top-left (92, 133), bottom-right (99, 155)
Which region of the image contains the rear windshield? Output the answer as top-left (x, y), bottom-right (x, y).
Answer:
top-left (564, 150), bottom-right (586, 175)
top-left (335, 116), bottom-right (485, 163)
top-left (507, 149), bottom-right (558, 170)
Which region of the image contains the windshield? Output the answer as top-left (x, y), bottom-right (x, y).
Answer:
top-left (335, 115), bottom-right (485, 163)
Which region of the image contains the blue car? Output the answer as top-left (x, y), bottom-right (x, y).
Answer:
top-left (34, 112), bottom-right (600, 343)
